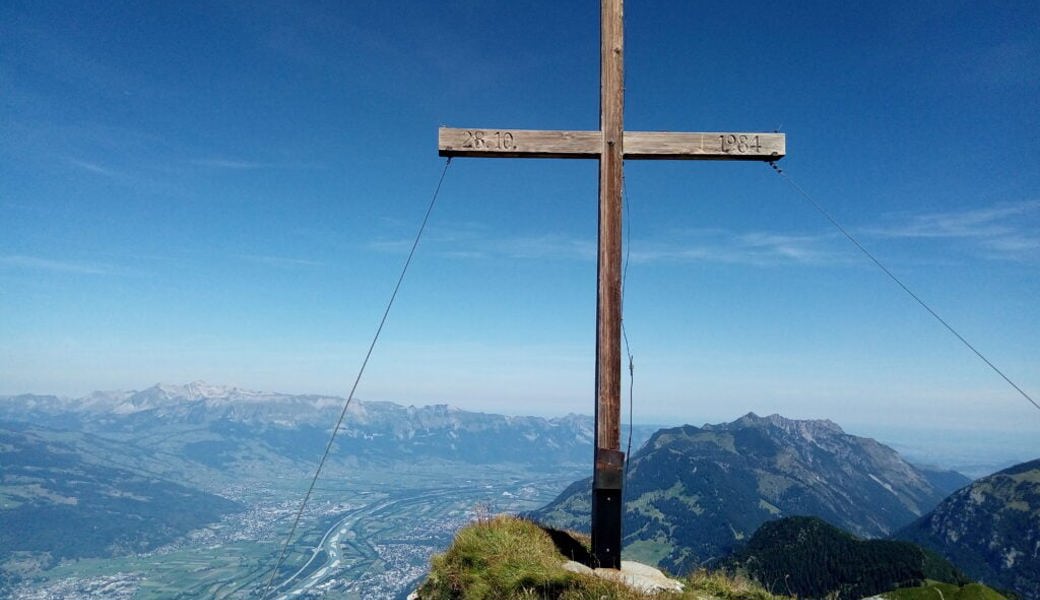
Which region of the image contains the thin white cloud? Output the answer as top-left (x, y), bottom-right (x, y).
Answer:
top-left (369, 222), bottom-right (596, 262)
top-left (237, 254), bottom-right (324, 268)
top-left (370, 224), bottom-right (844, 267)
top-left (191, 158), bottom-right (269, 170)
top-left (190, 158), bottom-right (324, 170)
top-left (369, 232), bottom-right (595, 262)
top-left (368, 239), bottom-right (415, 254)
top-left (493, 235), bottom-right (596, 261)
top-left (983, 235), bottom-right (1039, 254)
top-left (630, 230), bottom-right (847, 267)
top-left (68, 158), bottom-right (117, 177)
top-left (0, 255), bottom-right (114, 275)
top-left (868, 200), bottom-right (1040, 261)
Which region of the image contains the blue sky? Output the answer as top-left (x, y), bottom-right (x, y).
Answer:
top-left (2, 1), bottom-right (1038, 440)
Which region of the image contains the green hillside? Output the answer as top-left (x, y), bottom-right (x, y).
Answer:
top-left (0, 425), bottom-right (241, 567)
top-left (722, 516), bottom-right (968, 599)
top-left (885, 581), bottom-right (1008, 600)
top-left (896, 458), bottom-right (1040, 600)
top-left (418, 515), bottom-right (784, 600)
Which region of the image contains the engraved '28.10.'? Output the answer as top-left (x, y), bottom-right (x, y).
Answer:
top-left (460, 130), bottom-right (517, 150)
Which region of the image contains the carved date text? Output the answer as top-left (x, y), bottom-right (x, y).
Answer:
top-left (460, 130), bottom-right (517, 151)
top-left (719, 134), bottom-right (763, 154)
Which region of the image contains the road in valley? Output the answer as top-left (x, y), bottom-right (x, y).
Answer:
top-left (260, 475), bottom-right (576, 599)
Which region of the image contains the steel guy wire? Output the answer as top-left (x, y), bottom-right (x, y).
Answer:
top-left (260, 157), bottom-right (453, 599)
top-left (767, 161), bottom-right (1039, 414)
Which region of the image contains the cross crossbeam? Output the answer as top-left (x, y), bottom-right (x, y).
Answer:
top-left (439, 128), bottom-right (785, 161)
top-left (437, 0), bottom-right (784, 569)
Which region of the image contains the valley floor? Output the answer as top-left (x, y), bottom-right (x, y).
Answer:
top-left (10, 464), bottom-right (583, 600)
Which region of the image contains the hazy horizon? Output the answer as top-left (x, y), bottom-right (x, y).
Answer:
top-left (5, 378), bottom-right (1035, 477)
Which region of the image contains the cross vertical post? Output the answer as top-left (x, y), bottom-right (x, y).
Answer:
top-left (437, 1), bottom-right (785, 572)
top-left (592, 0), bottom-right (625, 570)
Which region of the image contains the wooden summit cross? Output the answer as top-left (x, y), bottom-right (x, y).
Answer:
top-left (438, 0), bottom-right (784, 569)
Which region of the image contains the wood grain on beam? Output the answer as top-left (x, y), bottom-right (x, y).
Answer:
top-left (625, 131), bottom-right (785, 161)
top-left (439, 128), bottom-right (785, 161)
top-left (438, 128), bottom-right (600, 159)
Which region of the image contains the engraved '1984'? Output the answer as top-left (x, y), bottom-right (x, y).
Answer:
top-left (719, 134), bottom-right (763, 154)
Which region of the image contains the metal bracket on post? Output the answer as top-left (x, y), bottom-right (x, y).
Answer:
top-left (592, 447), bottom-right (624, 569)
top-left (594, 448), bottom-right (625, 490)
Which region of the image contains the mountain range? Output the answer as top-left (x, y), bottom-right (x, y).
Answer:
top-left (528, 412), bottom-right (969, 574)
top-left (1, 381), bottom-right (658, 468)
